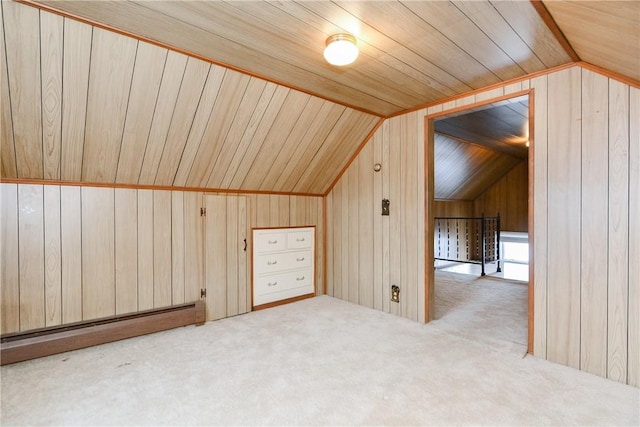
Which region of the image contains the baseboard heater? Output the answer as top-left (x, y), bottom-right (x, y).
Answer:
top-left (0, 301), bottom-right (205, 366)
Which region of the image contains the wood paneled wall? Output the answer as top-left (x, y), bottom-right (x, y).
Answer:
top-left (327, 65), bottom-right (638, 387)
top-left (473, 160), bottom-right (528, 232)
top-left (433, 200), bottom-right (474, 218)
top-left (326, 116), bottom-right (426, 322)
top-left (0, 183), bottom-right (323, 334)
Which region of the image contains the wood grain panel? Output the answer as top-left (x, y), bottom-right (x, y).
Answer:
top-left (60, 18), bottom-right (91, 181)
top-left (347, 163), bottom-right (359, 305)
top-left (607, 79), bottom-right (629, 383)
top-left (0, 11), bottom-right (16, 179)
top-left (241, 91), bottom-right (311, 189)
top-left (271, 195), bottom-right (289, 227)
top-left (171, 192), bottom-right (185, 305)
top-left (153, 190), bottom-right (172, 308)
top-left (205, 195), bottom-right (227, 321)
top-left (628, 87), bottom-right (640, 387)
top-left (579, 69), bottom-right (609, 377)
top-left (18, 185), bottom-right (44, 330)
top-left (402, 112), bottom-right (419, 321)
top-left (115, 188), bottom-right (138, 315)
top-left (325, 192), bottom-right (334, 297)
top-left (4, 1), bottom-right (42, 179)
top-left (172, 66), bottom-right (227, 187)
top-left (81, 187), bottom-right (115, 320)
top-left (218, 82), bottom-right (278, 189)
top-left (330, 181), bottom-right (342, 299)
top-left (39, 12), bottom-right (63, 180)
top-left (1, 184), bottom-right (20, 333)
top-left (137, 189), bottom-right (154, 311)
top-left (154, 58), bottom-right (211, 186)
top-left (237, 196), bottom-right (249, 313)
top-left (205, 78), bottom-right (267, 188)
top-left (259, 96), bottom-right (324, 191)
top-left (388, 117), bottom-right (401, 317)
top-left (137, 52), bottom-right (188, 184)
top-left (372, 130), bottom-right (383, 310)
top-left (115, 42), bottom-right (167, 184)
top-left (82, 28), bottom-right (137, 182)
top-left (187, 71), bottom-right (250, 187)
top-left (60, 186), bottom-right (81, 323)
top-left (43, 186), bottom-right (61, 326)
top-left (546, 67), bottom-right (581, 369)
top-left (339, 176), bottom-right (349, 302)
top-left (381, 121), bottom-right (391, 314)
top-left (225, 196), bottom-right (239, 317)
top-left (358, 142), bottom-right (374, 308)
top-left (530, 74), bottom-right (548, 359)
top-left (183, 191), bottom-right (203, 303)
top-left (416, 110), bottom-right (426, 323)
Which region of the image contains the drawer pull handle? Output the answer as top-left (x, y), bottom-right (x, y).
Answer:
top-left (296, 257), bottom-right (305, 262)
top-left (267, 281), bottom-right (278, 287)
top-left (296, 237), bottom-right (305, 242)
top-left (268, 239), bottom-right (278, 244)
top-left (296, 276), bottom-right (305, 281)
top-left (267, 260), bottom-right (278, 266)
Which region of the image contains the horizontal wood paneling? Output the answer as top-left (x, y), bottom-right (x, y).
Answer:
top-left (1, 2), bottom-right (379, 195)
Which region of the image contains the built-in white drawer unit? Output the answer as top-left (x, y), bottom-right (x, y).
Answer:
top-left (252, 226), bottom-right (315, 307)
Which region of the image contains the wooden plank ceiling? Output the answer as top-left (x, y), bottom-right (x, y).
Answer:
top-left (0, 1), bottom-right (380, 195)
top-left (24, 0), bottom-right (573, 117)
top-left (3, 1), bottom-right (637, 196)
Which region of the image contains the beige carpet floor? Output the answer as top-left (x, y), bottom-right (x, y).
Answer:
top-left (1, 294), bottom-right (638, 426)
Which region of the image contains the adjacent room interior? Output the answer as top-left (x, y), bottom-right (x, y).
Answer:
top-left (1, 0), bottom-right (638, 425)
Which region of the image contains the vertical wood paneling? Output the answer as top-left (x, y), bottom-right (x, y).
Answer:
top-left (0, 11), bottom-right (17, 179)
top-left (358, 144), bottom-right (374, 308)
top-left (40, 13), bottom-right (63, 180)
top-left (381, 121), bottom-right (391, 314)
top-left (4, 1), bottom-right (42, 178)
top-left (115, 42), bottom-right (166, 184)
top-left (81, 187), bottom-right (115, 320)
top-left (226, 196), bottom-right (239, 317)
top-left (153, 191), bottom-right (172, 308)
top-left (206, 195), bottom-right (227, 321)
top-left (607, 80), bottom-right (629, 383)
top-left (61, 19), bottom-right (91, 181)
top-left (373, 130), bottom-right (383, 310)
top-left (1, 184), bottom-right (19, 333)
top-left (332, 182), bottom-right (343, 299)
top-left (82, 28), bottom-right (137, 182)
top-left (546, 67), bottom-right (581, 369)
top-left (183, 191), bottom-right (203, 303)
top-left (388, 118), bottom-right (401, 317)
top-left (531, 74), bottom-right (548, 359)
top-left (43, 186), bottom-right (61, 326)
top-left (115, 189), bottom-right (138, 315)
top-left (60, 186), bottom-right (81, 323)
top-left (628, 87), bottom-right (640, 387)
top-left (403, 113), bottom-right (419, 321)
top-left (316, 198), bottom-right (324, 295)
top-left (416, 110), bottom-right (426, 323)
top-left (137, 52), bottom-right (188, 184)
top-left (255, 194), bottom-right (270, 227)
top-left (340, 178), bottom-right (349, 302)
top-left (137, 190), bottom-right (154, 311)
top-left (326, 193), bottom-right (334, 297)
top-left (238, 196), bottom-right (249, 313)
top-left (171, 192), bottom-right (185, 305)
top-left (580, 69), bottom-right (609, 377)
top-left (347, 164), bottom-right (359, 305)
top-left (18, 185), bottom-right (44, 330)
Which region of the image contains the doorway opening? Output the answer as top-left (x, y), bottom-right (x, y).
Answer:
top-left (425, 92), bottom-right (533, 353)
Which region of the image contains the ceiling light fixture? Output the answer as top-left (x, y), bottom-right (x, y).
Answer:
top-left (323, 33), bottom-right (359, 66)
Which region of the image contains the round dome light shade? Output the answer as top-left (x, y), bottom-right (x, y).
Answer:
top-left (323, 34), bottom-right (359, 66)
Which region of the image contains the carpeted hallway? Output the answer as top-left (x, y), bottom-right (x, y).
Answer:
top-left (1, 292), bottom-right (638, 426)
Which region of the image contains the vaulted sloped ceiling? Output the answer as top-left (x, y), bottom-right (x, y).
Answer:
top-left (23, 0), bottom-right (573, 117)
top-left (0, 1), bottom-right (380, 195)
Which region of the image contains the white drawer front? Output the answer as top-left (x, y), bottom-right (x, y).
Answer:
top-left (254, 232), bottom-right (286, 253)
top-left (254, 268), bottom-right (313, 297)
top-left (255, 250), bottom-right (312, 274)
top-left (287, 230), bottom-right (313, 249)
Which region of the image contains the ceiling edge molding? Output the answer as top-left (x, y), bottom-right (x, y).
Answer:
top-left (578, 61), bottom-right (640, 89)
top-left (530, 0), bottom-right (580, 62)
top-left (16, 0), bottom-right (384, 118)
top-left (0, 179), bottom-right (325, 198)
